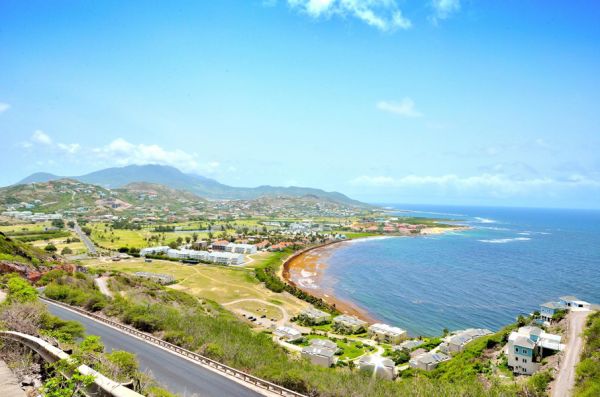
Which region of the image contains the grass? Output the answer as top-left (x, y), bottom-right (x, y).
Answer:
top-left (84, 257), bottom-right (309, 317)
top-left (574, 311), bottom-right (600, 397)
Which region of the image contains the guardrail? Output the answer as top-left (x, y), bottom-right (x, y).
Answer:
top-left (0, 330), bottom-right (142, 397)
top-left (41, 297), bottom-right (307, 397)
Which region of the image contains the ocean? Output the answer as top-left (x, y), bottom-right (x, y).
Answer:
top-left (321, 205), bottom-right (600, 336)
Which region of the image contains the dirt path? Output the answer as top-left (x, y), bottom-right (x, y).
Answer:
top-left (0, 360), bottom-right (25, 397)
top-left (551, 309), bottom-right (591, 397)
top-left (94, 276), bottom-right (113, 298)
top-left (222, 298), bottom-right (290, 325)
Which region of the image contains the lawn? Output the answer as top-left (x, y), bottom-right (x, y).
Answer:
top-left (0, 221), bottom-right (53, 234)
top-left (84, 257), bottom-right (309, 317)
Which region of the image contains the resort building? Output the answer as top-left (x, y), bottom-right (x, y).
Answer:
top-left (368, 323), bottom-right (408, 345)
top-left (297, 307), bottom-right (331, 325)
top-left (394, 340), bottom-right (425, 352)
top-left (332, 315), bottom-right (368, 334)
top-left (225, 243), bottom-right (257, 254)
top-left (409, 352), bottom-right (450, 371)
top-left (439, 328), bottom-right (492, 354)
top-left (208, 251), bottom-right (245, 266)
top-left (140, 246), bottom-right (170, 256)
top-left (273, 326), bottom-right (303, 343)
top-left (211, 240), bottom-right (230, 251)
top-left (506, 326), bottom-right (563, 375)
top-left (358, 355), bottom-right (396, 380)
top-left (301, 339), bottom-right (338, 367)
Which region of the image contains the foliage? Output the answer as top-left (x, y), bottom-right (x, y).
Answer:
top-left (42, 359), bottom-right (95, 397)
top-left (45, 243), bottom-right (58, 253)
top-left (527, 371), bottom-right (553, 396)
top-left (552, 309), bottom-right (567, 322)
top-left (6, 275), bottom-right (38, 303)
top-left (574, 311), bottom-right (600, 397)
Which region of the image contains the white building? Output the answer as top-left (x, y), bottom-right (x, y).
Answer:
top-left (298, 307), bottom-right (331, 325)
top-left (409, 352), bottom-right (450, 371)
top-left (301, 339), bottom-right (338, 367)
top-left (368, 323), bottom-right (408, 345)
top-left (358, 355), bottom-right (396, 380)
top-left (273, 326), bottom-right (303, 342)
top-left (506, 326), bottom-right (563, 375)
top-left (225, 243), bottom-right (257, 254)
top-left (439, 328), bottom-right (492, 354)
top-left (332, 315), bottom-right (367, 334)
top-left (140, 246), bottom-right (170, 256)
top-left (559, 296), bottom-right (591, 311)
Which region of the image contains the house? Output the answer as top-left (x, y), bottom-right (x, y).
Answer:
top-left (506, 326), bottom-right (563, 375)
top-left (225, 243), bottom-right (257, 254)
top-left (559, 296), bottom-right (591, 310)
top-left (358, 355), bottom-right (396, 380)
top-left (332, 315), bottom-right (367, 334)
top-left (255, 240), bottom-right (270, 250)
top-left (301, 339), bottom-right (338, 367)
top-left (368, 323), bottom-right (408, 345)
top-left (409, 352), bottom-right (450, 371)
top-left (211, 240), bottom-right (230, 251)
top-left (298, 307), bottom-right (331, 325)
top-left (140, 246), bottom-right (170, 256)
top-left (540, 302), bottom-right (565, 322)
top-left (191, 241), bottom-right (208, 250)
top-left (394, 340), bottom-right (424, 352)
top-left (439, 328), bottom-right (492, 354)
top-left (273, 326), bottom-right (303, 343)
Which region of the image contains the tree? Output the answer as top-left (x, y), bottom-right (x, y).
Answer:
top-left (192, 232), bottom-right (198, 242)
top-left (45, 243), bottom-right (58, 253)
top-left (81, 226), bottom-right (92, 236)
top-left (67, 220), bottom-right (75, 228)
top-left (7, 276), bottom-right (38, 303)
top-left (51, 219), bottom-right (65, 229)
top-left (61, 247), bottom-right (73, 255)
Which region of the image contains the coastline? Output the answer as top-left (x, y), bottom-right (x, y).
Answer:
top-left (282, 226), bottom-right (467, 324)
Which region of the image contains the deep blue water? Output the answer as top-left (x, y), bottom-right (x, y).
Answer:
top-left (323, 205), bottom-right (600, 336)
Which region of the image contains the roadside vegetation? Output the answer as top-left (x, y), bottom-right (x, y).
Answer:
top-left (574, 311), bottom-right (600, 397)
top-left (40, 270), bottom-right (547, 397)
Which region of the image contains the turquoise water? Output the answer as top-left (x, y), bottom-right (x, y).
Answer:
top-left (323, 205), bottom-right (600, 336)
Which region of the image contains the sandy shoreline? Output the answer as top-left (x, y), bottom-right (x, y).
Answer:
top-left (282, 227), bottom-right (467, 323)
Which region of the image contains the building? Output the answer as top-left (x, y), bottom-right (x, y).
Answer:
top-left (225, 243), bottom-right (257, 254)
top-left (298, 307), bottom-right (331, 325)
top-left (301, 339), bottom-right (338, 367)
top-left (540, 301), bottom-right (565, 322)
top-left (332, 315), bottom-right (367, 334)
top-left (439, 328), bottom-right (492, 354)
top-left (394, 340), bottom-right (425, 352)
top-left (559, 296), bottom-right (591, 310)
top-left (409, 352), bottom-right (450, 371)
top-left (273, 326), bottom-right (303, 343)
top-left (506, 326), bottom-right (563, 375)
top-left (191, 241), bottom-right (208, 250)
top-left (211, 240), bottom-right (230, 251)
top-left (358, 355), bottom-right (396, 380)
top-left (140, 246), bottom-right (170, 256)
top-left (368, 323), bottom-right (408, 345)
top-left (208, 251), bottom-right (245, 266)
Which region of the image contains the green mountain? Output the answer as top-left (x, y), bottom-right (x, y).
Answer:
top-left (15, 165), bottom-right (366, 207)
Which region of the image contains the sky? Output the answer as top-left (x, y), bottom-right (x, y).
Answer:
top-left (1, 0), bottom-right (599, 208)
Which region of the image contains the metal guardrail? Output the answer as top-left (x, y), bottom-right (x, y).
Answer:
top-left (41, 297), bottom-right (307, 397)
top-left (0, 330), bottom-right (142, 397)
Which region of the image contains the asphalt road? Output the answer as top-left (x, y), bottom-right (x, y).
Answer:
top-left (72, 223), bottom-right (97, 254)
top-left (46, 302), bottom-right (262, 397)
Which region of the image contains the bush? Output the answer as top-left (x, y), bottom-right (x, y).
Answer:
top-left (6, 275), bottom-right (38, 303)
top-left (61, 247), bottom-right (73, 255)
top-left (44, 243), bottom-right (58, 253)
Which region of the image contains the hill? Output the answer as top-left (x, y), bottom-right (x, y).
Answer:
top-left (15, 164), bottom-right (366, 207)
top-left (0, 231), bottom-right (51, 265)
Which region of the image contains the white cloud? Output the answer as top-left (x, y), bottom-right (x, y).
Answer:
top-left (32, 130), bottom-right (53, 145)
top-left (287, 0), bottom-right (412, 31)
top-left (57, 143), bottom-right (81, 154)
top-left (0, 102), bottom-right (10, 114)
top-left (377, 98), bottom-right (423, 118)
top-left (431, 0), bottom-right (460, 23)
top-left (350, 173), bottom-right (600, 196)
top-left (92, 138), bottom-right (219, 174)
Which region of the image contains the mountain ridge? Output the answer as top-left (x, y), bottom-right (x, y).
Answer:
top-left (14, 164), bottom-right (366, 207)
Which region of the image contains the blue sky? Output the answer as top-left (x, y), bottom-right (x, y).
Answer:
top-left (1, 1), bottom-right (599, 208)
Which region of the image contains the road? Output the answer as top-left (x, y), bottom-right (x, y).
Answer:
top-left (552, 310), bottom-right (591, 397)
top-left (45, 302), bottom-right (263, 397)
top-left (72, 222), bottom-right (97, 255)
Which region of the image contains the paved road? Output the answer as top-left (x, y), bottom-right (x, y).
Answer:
top-left (0, 360), bottom-right (25, 397)
top-left (552, 310), bottom-right (591, 397)
top-left (45, 302), bottom-right (263, 397)
top-left (72, 223), bottom-right (97, 254)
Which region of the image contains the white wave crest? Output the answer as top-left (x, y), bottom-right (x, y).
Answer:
top-left (478, 237), bottom-right (531, 244)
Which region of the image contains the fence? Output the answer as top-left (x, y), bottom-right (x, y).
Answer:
top-left (40, 297), bottom-right (307, 397)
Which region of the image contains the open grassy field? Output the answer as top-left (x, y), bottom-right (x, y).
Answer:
top-left (0, 221), bottom-right (53, 234)
top-left (84, 256), bottom-right (309, 319)
top-left (30, 236), bottom-right (87, 255)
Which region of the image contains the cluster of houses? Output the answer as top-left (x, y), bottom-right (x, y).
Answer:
top-left (539, 295), bottom-right (592, 323)
top-left (140, 246), bottom-right (245, 266)
top-left (348, 220), bottom-right (426, 235)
